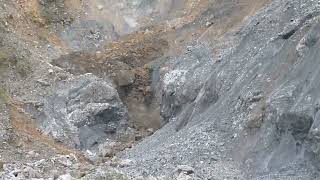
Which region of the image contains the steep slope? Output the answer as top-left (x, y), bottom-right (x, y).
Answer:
top-left (120, 0), bottom-right (320, 179)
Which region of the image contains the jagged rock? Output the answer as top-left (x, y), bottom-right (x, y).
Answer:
top-left (115, 70), bottom-right (135, 87)
top-left (28, 74), bottom-right (128, 149)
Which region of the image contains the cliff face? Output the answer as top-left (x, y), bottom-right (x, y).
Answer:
top-left (1, 0), bottom-right (320, 179)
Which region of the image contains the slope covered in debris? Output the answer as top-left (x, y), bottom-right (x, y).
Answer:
top-left (1, 0), bottom-right (320, 179)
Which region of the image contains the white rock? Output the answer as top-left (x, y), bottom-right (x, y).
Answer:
top-left (97, 5), bottom-right (104, 10)
top-left (57, 173), bottom-right (73, 180)
top-left (147, 128), bottom-right (154, 133)
top-left (177, 173), bottom-right (192, 180)
top-left (119, 159), bottom-right (133, 167)
top-left (205, 21), bottom-right (213, 27)
top-left (176, 165), bottom-right (194, 174)
top-left (48, 69), bottom-right (54, 74)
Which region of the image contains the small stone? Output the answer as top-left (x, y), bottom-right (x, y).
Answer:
top-left (48, 69), bottom-right (54, 74)
top-left (27, 151), bottom-right (35, 157)
top-left (57, 173), bottom-right (73, 180)
top-left (33, 159), bottom-right (46, 167)
top-left (115, 70), bottom-right (135, 86)
top-left (177, 173), bottom-right (192, 180)
top-left (119, 159), bottom-right (133, 167)
top-left (145, 86), bottom-right (152, 93)
top-left (84, 150), bottom-right (98, 163)
top-left (53, 155), bottom-right (75, 167)
top-left (95, 51), bottom-right (103, 59)
top-left (36, 79), bottom-right (50, 87)
top-left (147, 128), bottom-right (154, 133)
top-left (176, 165), bottom-right (194, 175)
top-left (97, 5), bottom-right (104, 10)
top-left (205, 21), bottom-right (213, 27)
top-left (135, 134), bottom-right (143, 141)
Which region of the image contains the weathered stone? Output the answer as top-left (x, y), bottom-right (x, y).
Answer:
top-left (57, 173), bottom-right (73, 180)
top-left (36, 79), bottom-right (50, 87)
top-left (28, 74), bottom-right (128, 150)
top-left (115, 70), bottom-right (135, 87)
top-left (119, 159), bottom-right (133, 167)
top-left (176, 165), bottom-right (194, 175)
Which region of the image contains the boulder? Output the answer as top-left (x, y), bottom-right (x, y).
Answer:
top-left (30, 74), bottom-right (128, 150)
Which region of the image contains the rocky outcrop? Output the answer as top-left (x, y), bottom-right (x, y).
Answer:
top-left (121, 0), bottom-right (320, 179)
top-left (2, 0), bottom-right (320, 179)
top-left (26, 74), bottom-right (128, 150)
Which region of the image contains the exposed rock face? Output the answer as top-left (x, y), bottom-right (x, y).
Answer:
top-left (3, 0), bottom-right (320, 179)
top-left (28, 74), bottom-right (128, 150)
top-left (160, 44), bottom-right (218, 127)
top-left (121, 0), bottom-right (320, 179)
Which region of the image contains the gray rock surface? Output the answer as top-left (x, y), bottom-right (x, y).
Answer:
top-left (26, 74), bottom-right (128, 150)
top-left (60, 20), bottom-right (119, 51)
top-left (0, 103), bottom-right (11, 143)
top-left (120, 0), bottom-right (320, 179)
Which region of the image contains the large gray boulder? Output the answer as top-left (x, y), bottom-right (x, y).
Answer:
top-left (29, 74), bottom-right (128, 150)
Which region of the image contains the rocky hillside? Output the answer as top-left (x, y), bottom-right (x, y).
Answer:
top-left (1, 0), bottom-right (320, 179)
